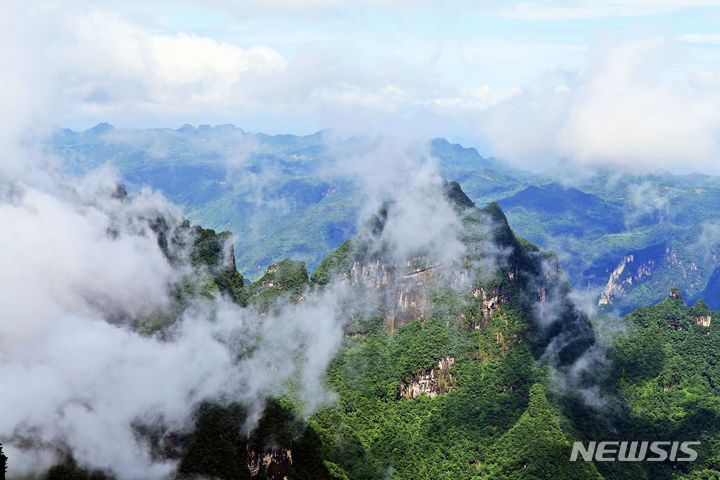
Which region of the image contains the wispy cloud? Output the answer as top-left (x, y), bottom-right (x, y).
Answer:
top-left (496, 0), bottom-right (720, 20)
top-left (680, 33), bottom-right (720, 44)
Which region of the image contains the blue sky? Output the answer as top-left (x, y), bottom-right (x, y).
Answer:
top-left (8, 1), bottom-right (720, 170)
top-left (113, 0), bottom-right (720, 84)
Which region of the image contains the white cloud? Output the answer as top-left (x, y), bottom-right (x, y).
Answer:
top-left (0, 6), bottom-right (349, 475)
top-left (428, 85), bottom-right (523, 111)
top-left (0, 138), bottom-right (352, 479)
top-left (3, 2), bottom-right (551, 136)
top-left (51, 9), bottom-right (286, 115)
top-left (680, 33), bottom-right (720, 44)
top-left (559, 39), bottom-right (720, 166)
top-left (497, 0), bottom-right (720, 20)
top-left (192, 0), bottom-right (431, 16)
top-left (624, 181), bottom-right (670, 226)
top-left (481, 38), bottom-right (720, 173)
top-left (10, 1), bottom-right (720, 172)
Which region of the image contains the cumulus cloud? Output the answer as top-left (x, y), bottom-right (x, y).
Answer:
top-left (11, 0), bottom-right (720, 164)
top-left (481, 38), bottom-right (720, 173)
top-left (53, 9), bottom-right (286, 115)
top-left (4, 2), bottom-right (533, 137)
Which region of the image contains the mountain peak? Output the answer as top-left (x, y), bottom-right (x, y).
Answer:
top-left (669, 287), bottom-right (685, 303)
top-left (85, 122), bottom-right (114, 134)
top-left (481, 201), bottom-right (509, 226)
top-left (443, 180), bottom-right (475, 210)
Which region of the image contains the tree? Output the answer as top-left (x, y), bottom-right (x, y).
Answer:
top-left (476, 384), bottom-right (603, 480)
top-left (1, 442), bottom-right (6, 480)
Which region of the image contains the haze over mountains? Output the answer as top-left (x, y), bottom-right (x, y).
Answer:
top-left (50, 123), bottom-right (720, 314)
top-left (6, 1), bottom-right (720, 479)
top-left (5, 149), bottom-right (718, 479)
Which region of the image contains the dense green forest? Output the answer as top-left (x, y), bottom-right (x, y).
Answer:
top-left (37, 184), bottom-right (720, 480)
top-left (563, 290), bottom-right (720, 480)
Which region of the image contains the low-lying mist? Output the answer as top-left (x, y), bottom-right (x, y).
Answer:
top-left (0, 132), bottom-right (501, 478)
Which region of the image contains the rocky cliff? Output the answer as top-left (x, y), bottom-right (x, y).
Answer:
top-left (597, 242), bottom-right (707, 314)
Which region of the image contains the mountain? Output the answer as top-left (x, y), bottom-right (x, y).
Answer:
top-left (187, 183), bottom-right (599, 480)
top-left (592, 241), bottom-right (710, 314)
top-left (497, 183), bottom-right (626, 286)
top-left (48, 125), bottom-right (525, 281)
top-left (38, 181), bottom-right (597, 479)
top-left (564, 289), bottom-right (720, 480)
top-left (498, 183), bottom-right (625, 238)
top-left (494, 177), bottom-right (720, 314)
top-left (50, 123), bottom-right (361, 279)
top-left (700, 267), bottom-right (720, 309)
top-left (295, 190), bottom-right (600, 479)
top-left (25, 181), bottom-right (720, 480)
top-left (477, 384), bottom-right (603, 480)
top-left (47, 124), bottom-right (720, 314)
top-left (430, 138), bottom-right (528, 204)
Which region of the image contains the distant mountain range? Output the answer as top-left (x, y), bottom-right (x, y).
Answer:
top-left (49, 123), bottom-right (720, 314)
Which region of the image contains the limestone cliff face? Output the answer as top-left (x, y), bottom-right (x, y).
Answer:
top-left (399, 356), bottom-right (456, 399)
top-left (599, 254), bottom-right (646, 306)
top-left (692, 314), bottom-right (712, 327)
top-left (598, 244), bottom-right (703, 310)
top-left (313, 190), bottom-right (596, 376)
top-left (246, 445), bottom-right (292, 480)
top-left (343, 257), bottom-right (469, 333)
top-left (470, 285), bottom-right (508, 329)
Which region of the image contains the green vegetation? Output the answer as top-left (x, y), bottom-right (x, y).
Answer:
top-left (1, 443), bottom-right (6, 480)
top-left (310, 240), bottom-right (353, 286)
top-left (178, 403), bottom-right (253, 480)
top-left (188, 226), bottom-right (247, 305)
top-left (563, 290), bottom-right (720, 480)
top-left (53, 126), bottom-right (720, 313)
top-left (27, 160), bottom-right (720, 479)
top-left (477, 384), bottom-right (603, 480)
top-left (247, 258), bottom-right (309, 309)
top-left (145, 195), bottom-right (609, 480)
top-left (313, 313), bottom-right (541, 480)
top-left (178, 400), bottom-right (331, 480)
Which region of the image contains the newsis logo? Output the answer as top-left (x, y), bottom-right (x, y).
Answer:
top-left (570, 441), bottom-right (700, 462)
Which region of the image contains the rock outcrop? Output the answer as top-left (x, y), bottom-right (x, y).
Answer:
top-left (599, 254), bottom-right (643, 305)
top-left (344, 257), bottom-right (465, 333)
top-left (399, 356), bottom-right (456, 399)
top-left (470, 285), bottom-right (508, 329)
top-left (247, 446), bottom-right (292, 480)
top-left (598, 244), bottom-right (704, 311)
top-left (247, 259), bottom-right (309, 308)
top-left (692, 315), bottom-right (712, 327)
